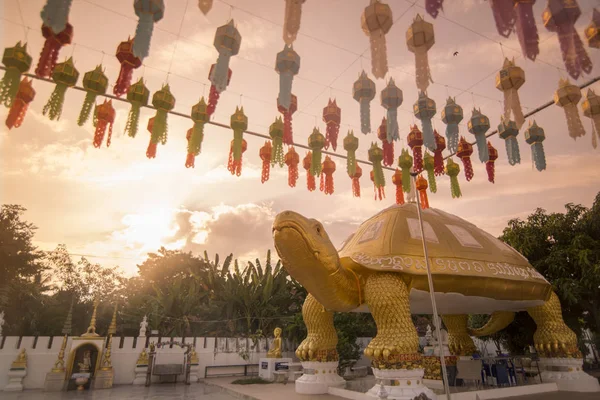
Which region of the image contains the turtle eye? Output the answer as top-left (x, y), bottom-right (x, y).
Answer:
top-left (315, 225), bottom-right (322, 236)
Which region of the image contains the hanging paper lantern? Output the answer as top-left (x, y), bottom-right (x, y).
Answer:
top-left (133, 0), bottom-right (165, 60)
top-left (426, 0), bottom-right (444, 19)
top-left (414, 91), bottom-right (437, 151)
top-left (524, 121), bottom-right (546, 171)
top-left (260, 141), bottom-right (272, 183)
top-left (496, 58), bottom-right (525, 129)
top-left (323, 99), bottom-right (341, 151)
top-left (308, 127), bottom-right (325, 176)
top-left (554, 78), bottom-right (585, 140)
top-left (361, 0), bottom-right (393, 79)
top-left (406, 14), bottom-right (434, 92)
top-left (514, 1), bottom-right (539, 61)
top-left (42, 57), bottom-right (79, 121)
top-left (582, 89), bottom-right (600, 149)
top-left (432, 130), bottom-right (445, 175)
top-left (210, 20), bottom-right (241, 93)
top-left (467, 108), bottom-right (491, 163)
top-left (92, 99), bottom-right (115, 148)
top-left (377, 118), bottom-right (394, 167)
top-left (585, 9), bottom-right (600, 48)
top-left (416, 175), bottom-right (429, 209)
top-left (125, 78), bottom-right (150, 138)
top-left (441, 97), bottom-right (463, 154)
top-left (5, 78), bottom-right (35, 129)
top-left (270, 117), bottom-right (285, 166)
top-left (147, 84), bottom-right (175, 159)
top-left (498, 116), bottom-right (521, 165)
top-left (279, 93), bottom-right (297, 145)
top-left (445, 158), bottom-right (462, 199)
top-left (407, 125), bottom-right (424, 173)
top-left (486, 141), bottom-right (498, 183)
top-left (343, 130), bottom-right (359, 177)
top-left (381, 78), bottom-right (403, 142)
top-left (303, 151), bottom-right (316, 191)
top-left (35, 19), bottom-right (73, 78)
top-left (423, 151), bottom-right (436, 193)
top-left (285, 147), bottom-right (300, 188)
top-left (351, 164), bottom-right (362, 198)
top-left (207, 63), bottom-right (232, 118)
top-left (391, 169), bottom-right (405, 205)
top-left (1, 42), bottom-right (32, 108)
top-left (78, 65), bottom-right (108, 126)
top-left (114, 37), bottom-right (142, 97)
top-left (276, 45), bottom-right (300, 110)
top-left (369, 170), bottom-right (384, 201)
top-left (543, 0), bottom-right (592, 80)
top-left (489, 0), bottom-right (516, 38)
top-left (198, 0), bottom-right (213, 15)
top-left (186, 97), bottom-right (209, 168)
top-left (398, 148), bottom-right (413, 193)
top-left (227, 139), bottom-right (248, 176)
top-left (228, 106), bottom-right (248, 175)
top-left (368, 143), bottom-right (385, 200)
top-left (353, 71), bottom-right (376, 134)
top-left (320, 156), bottom-right (336, 195)
top-left (456, 136), bottom-right (474, 181)
top-left (283, 0), bottom-right (306, 45)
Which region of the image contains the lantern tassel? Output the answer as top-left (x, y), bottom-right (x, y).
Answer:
top-left (412, 147), bottom-right (423, 173)
top-left (0, 68), bottom-right (22, 107)
top-left (505, 136), bottom-right (521, 165)
top-left (421, 117), bottom-right (435, 151)
top-left (475, 133), bottom-right (489, 163)
top-left (93, 119), bottom-right (113, 148)
top-left (261, 143), bottom-right (271, 183)
top-left (320, 171), bottom-right (334, 195)
top-left (325, 123), bottom-right (339, 152)
top-left (346, 149), bottom-right (357, 176)
top-left (282, 110), bottom-right (293, 145)
top-left (382, 140), bottom-right (394, 167)
top-left (433, 151), bottom-right (444, 176)
top-left (504, 88), bottom-right (525, 129)
top-left (36, 38), bottom-right (61, 78)
top-left (114, 63), bottom-right (135, 98)
top-left (591, 115), bottom-right (600, 149)
top-left (360, 99), bottom-right (371, 134)
top-left (386, 108), bottom-right (398, 142)
top-left (352, 176), bottom-right (361, 198)
top-left (311, 149), bottom-right (322, 177)
top-left (42, 83), bottom-right (68, 121)
top-left (77, 92), bottom-right (97, 126)
top-left (211, 52), bottom-right (232, 93)
top-left (369, 32), bottom-right (388, 79)
top-left (278, 72), bottom-right (294, 110)
top-left (450, 174), bottom-right (462, 198)
top-left (486, 160), bottom-right (495, 183)
top-left (232, 129), bottom-right (243, 162)
top-left (557, 27), bottom-right (592, 80)
top-left (5, 98), bottom-right (27, 129)
top-left (125, 104), bottom-right (142, 138)
top-left (186, 123), bottom-right (205, 168)
top-left (426, 169), bottom-right (437, 194)
top-left (531, 142), bottom-right (546, 171)
top-left (489, 0), bottom-right (515, 38)
top-left (272, 136), bottom-right (284, 167)
top-left (461, 157), bottom-right (474, 181)
top-left (396, 184), bottom-right (405, 205)
top-left (514, 1), bottom-right (539, 61)
top-left (564, 104), bottom-right (586, 139)
top-left (419, 186), bottom-right (429, 210)
top-left (426, 0), bottom-right (444, 19)
top-left (445, 123), bottom-right (459, 154)
top-left (288, 162), bottom-right (298, 187)
top-left (207, 84), bottom-right (220, 117)
top-left (415, 51), bottom-right (433, 92)
top-left (133, 13), bottom-right (155, 60)
top-left (146, 141), bottom-right (157, 158)
top-left (402, 168), bottom-right (411, 193)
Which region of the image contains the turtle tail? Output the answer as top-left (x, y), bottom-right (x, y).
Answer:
top-left (468, 311), bottom-right (515, 337)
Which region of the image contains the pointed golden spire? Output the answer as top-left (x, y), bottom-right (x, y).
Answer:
top-left (82, 298), bottom-right (100, 337)
top-left (108, 303), bottom-right (118, 336)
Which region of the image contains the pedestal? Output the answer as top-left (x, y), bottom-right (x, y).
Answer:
top-left (4, 369), bottom-right (26, 392)
top-left (423, 345), bottom-right (450, 357)
top-left (190, 364), bottom-right (200, 383)
top-left (537, 358), bottom-right (600, 392)
top-left (44, 370), bottom-right (66, 391)
top-left (258, 358), bottom-right (292, 381)
top-left (366, 367), bottom-right (437, 400)
top-left (132, 366), bottom-right (148, 385)
top-left (295, 361), bottom-right (345, 395)
top-left (93, 368), bottom-right (114, 389)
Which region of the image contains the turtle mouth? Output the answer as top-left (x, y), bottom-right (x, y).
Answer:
top-left (272, 222), bottom-right (320, 260)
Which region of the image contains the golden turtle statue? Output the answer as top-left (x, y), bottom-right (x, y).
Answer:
top-left (272, 204), bottom-right (579, 368)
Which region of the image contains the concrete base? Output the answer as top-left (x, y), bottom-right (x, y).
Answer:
top-left (423, 345), bottom-right (451, 357)
top-left (44, 370), bottom-right (66, 391)
top-left (365, 367), bottom-right (436, 400)
top-left (132, 366), bottom-right (148, 385)
top-left (4, 369), bottom-right (26, 392)
top-left (295, 361), bottom-right (345, 395)
top-left (93, 368), bottom-right (114, 389)
top-left (423, 379), bottom-right (444, 390)
top-left (538, 358), bottom-right (600, 392)
top-left (190, 364), bottom-right (200, 383)
top-left (258, 357), bottom-right (292, 381)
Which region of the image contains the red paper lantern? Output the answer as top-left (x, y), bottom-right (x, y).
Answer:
top-left (416, 175), bottom-right (429, 209)
top-left (391, 169), bottom-right (405, 205)
top-left (407, 124), bottom-right (424, 173)
top-left (351, 163), bottom-right (362, 198)
top-left (93, 99), bottom-right (115, 148)
top-left (285, 146), bottom-right (299, 188)
top-left (486, 141), bottom-right (498, 183)
top-left (278, 93), bottom-right (297, 145)
top-left (456, 136), bottom-right (474, 181)
top-left (323, 99), bottom-right (341, 151)
top-left (114, 37), bottom-right (142, 97)
top-left (303, 151), bottom-right (315, 191)
top-left (260, 141), bottom-right (272, 184)
top-left (5, 77), bottom-right (35, 129)
top-left (433, 130), bottom-right (446, 175)
top-left (35, 23), bottom-right (73, 78)
top-left (377, 117), bottom-right (394, 167)
top-left (320, 156), bottom-right (336, 195)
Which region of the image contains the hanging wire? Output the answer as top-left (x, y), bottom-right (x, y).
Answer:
top-left (15, 0), bottom-right (28, 40)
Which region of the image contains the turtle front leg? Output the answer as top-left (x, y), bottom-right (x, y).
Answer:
top-left (364, 272), bottom-right (420, 367)
top-left (296, 294), bottom-right (339, 361)
top-left (441, 314), bottom-right (477, 356)
top-left (527, 292), bottom-right (580, 357)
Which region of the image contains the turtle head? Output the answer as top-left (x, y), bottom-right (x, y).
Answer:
top-left (272, 211), bottom-right (340, 278)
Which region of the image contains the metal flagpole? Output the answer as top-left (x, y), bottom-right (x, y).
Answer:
top-left (411, 172), bottom-right (452, 399)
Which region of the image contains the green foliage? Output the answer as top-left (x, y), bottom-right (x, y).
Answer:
top-left (334, 313), bottom-right (376, 370)
top-left (231, 377), bottom-right (271, 385)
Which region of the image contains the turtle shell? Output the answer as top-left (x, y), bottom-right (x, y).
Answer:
top-left (338, 204), bottom-right (551, 313)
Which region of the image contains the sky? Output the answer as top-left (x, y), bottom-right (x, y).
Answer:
top-left (1, 0), bottom-right (599, 276)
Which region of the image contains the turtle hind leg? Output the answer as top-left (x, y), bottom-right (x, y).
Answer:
top-left (441, 314), bottom-right (477, 356)
top-left (296, 293), bottom-right (338, 361)
top-left (363, 272), bottom-right (419, 367)
top-left (527, 292), bottom-right (580, 358)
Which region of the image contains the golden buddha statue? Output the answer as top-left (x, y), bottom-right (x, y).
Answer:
top-left (267, 327), bottom-right (282, 358)
top-left (11, 348), bottom-right (27, 369)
